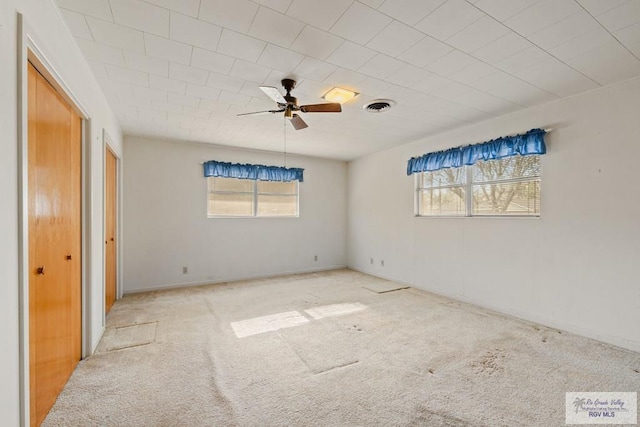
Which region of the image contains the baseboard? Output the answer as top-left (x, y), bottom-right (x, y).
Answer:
top-left (349, 267), bottom-right (640, 354)
top-left (90, 325), bottom-right (105, 356)
top-left (123, 265), bottom-right (348, 295)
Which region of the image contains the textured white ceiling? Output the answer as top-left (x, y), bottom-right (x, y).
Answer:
top-left (57, 0), bottom-right (640, 160)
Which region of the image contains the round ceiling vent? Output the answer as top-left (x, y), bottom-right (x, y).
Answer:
top-left (363, 99), bottom-right (396, 113)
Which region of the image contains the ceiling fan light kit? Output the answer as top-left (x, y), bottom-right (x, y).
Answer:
top-left (322, 87), bottom-right (359, 104)
top-left (237, 79), bottom-right (343, 130)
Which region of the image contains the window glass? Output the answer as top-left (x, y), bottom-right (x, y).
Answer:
top-left (419, 188), bottom-right (466, 216)
top-left (210, 177), bottom-right (253, 192)
top-left (472, 181), bottom-right (540, 216)
top-left (472, 156), bottom-right (540, 183)
top-left (416, 155), bottom-right (540, 217)
top-left (208, 177), bottom-right (299, 217)
top-left (208, 192), bottom-right (254, 217)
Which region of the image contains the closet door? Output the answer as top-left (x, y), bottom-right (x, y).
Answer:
top-left (28, 62), bottom-right (82, 426)
top-left (105, 147), bottom-right (117, 313)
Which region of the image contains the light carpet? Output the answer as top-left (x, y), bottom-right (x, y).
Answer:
top-left (43, 269), bottom-right (640, 426)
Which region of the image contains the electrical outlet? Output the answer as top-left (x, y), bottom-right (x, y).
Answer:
top-left (370, 258), bottom-right (373, 264)
top-left (182, 266), bottom-right (188, 274)
top-left (380, 260), bottom-right (384, 267)
top-left (314, 255), bottom-right (318, 261)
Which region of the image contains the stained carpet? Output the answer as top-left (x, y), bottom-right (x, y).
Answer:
top-left (43, 269), bottom-right (640, 426)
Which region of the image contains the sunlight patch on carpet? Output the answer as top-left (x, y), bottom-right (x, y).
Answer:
top-left (304, 302), bottom-right (367, 320)
top-left (231, 311), bottom-right (309, 338)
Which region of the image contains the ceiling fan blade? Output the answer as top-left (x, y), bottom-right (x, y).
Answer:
top-left (237, 109), bottom-right (284, 117)
top-left (259, 86), bottom-right (287, 105)
top-left (299, 103), bottom-right (342, 113)
top-left (290, 114), bottom-right (308, 130)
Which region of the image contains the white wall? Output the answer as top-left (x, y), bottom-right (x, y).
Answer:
top-left (348, 77), bottom-right (640, 353)
top-left (0, 1), bottom-right (122, 424)
top-left (123, 136), bottom-right (347, 293)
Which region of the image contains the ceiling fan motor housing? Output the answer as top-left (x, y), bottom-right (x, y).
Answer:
top-left (284, 95), bottom-right (298, 106)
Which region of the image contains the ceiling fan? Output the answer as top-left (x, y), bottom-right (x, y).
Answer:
top-left (237, 78), bottom-right (342, 130)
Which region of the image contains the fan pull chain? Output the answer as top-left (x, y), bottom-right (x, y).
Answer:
top-left (283, 114), bottom-right (287, 167)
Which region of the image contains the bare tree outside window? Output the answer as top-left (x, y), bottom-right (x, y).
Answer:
top-left (419, 167), bottom-right (466, 216)
top-left (417, 155), bottom-right (540, 217)
top-left (472, 156), bottom-right (540, 215)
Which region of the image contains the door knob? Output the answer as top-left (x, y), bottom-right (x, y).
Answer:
top-left (36, 266), bottom-right (45, 275)
top-left (66, 255), bottom-right (72, 260)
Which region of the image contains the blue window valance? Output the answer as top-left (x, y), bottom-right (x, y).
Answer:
top-left (407, 128), bottom-right (547, 175)
top-left (203, 160), bottom-right (304, 182)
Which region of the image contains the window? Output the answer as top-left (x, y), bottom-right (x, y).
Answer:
top-left (417, 167), bottom-right (467, 216)
top-left (416, 155), bottom-right (540, 217)
top-left (208, 177), bottom-right (298, 217)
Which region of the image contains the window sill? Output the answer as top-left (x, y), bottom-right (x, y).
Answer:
top-left (414, 215), bottom-right (541, 219)
top-left (207, 215), bottom-right (300, 219)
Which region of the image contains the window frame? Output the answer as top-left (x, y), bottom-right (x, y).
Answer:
top-left (207, 177), bottom-right (300, 219)
top-left (415, 155), bottom-right (541, 218)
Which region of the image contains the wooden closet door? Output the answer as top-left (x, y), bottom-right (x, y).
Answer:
top-left (105, 148), bottom-right (117, 313)
top-left (28, 63), bottom-right (82, 426)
